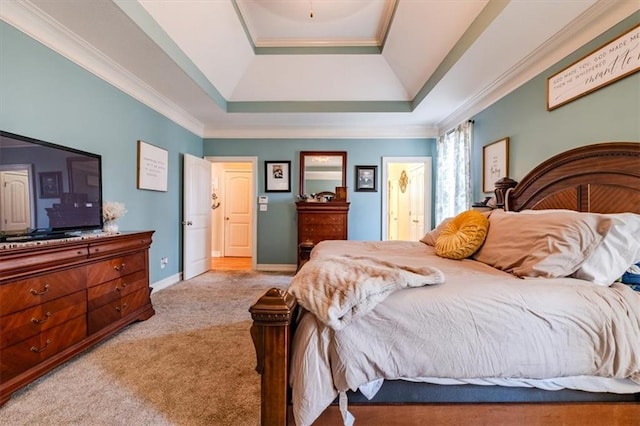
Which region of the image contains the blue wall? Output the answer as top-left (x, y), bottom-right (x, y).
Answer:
top-left (471, 12), bottom-right (640, 201)
top-left (203, 138), bottom-right (435, 264)
top-left (0, 21), bottom-right (203, 283)
top-left (2, 11), bottom-right (637, 272)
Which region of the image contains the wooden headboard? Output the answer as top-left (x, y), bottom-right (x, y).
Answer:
top-left (503, 142), bottom-right (640, 214)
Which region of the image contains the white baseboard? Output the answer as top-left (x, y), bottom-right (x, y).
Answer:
top-left (211, 250), bottom-right (221, 257)
top-left (255, 264), bottom-right (297, 272)
top-left (151, 272), bottom-right (182, 293)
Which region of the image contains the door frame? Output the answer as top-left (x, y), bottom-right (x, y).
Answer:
top-left (381, 157), bottom-right (432, 241)
top-left (205, 156), bottom-right (258, 271)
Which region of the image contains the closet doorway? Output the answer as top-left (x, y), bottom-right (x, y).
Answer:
top-left (381, 157), bottom-right (432, 241)
top-left (206, 156), bottom-right (258, 271)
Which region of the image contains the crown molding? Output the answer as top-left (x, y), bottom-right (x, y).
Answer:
top-left (437, 0), bottom-right (639, 133)
top-left (203, 124), bottom-right (437, 140)
top-left (0, 0), bottom-right (205, 137)
top-left (3, 0), bottom-right (634, 141)
top-left (232, 0), bottom-right (398, 55)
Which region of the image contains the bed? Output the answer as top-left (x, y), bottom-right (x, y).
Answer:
top-left (249, 142), bottom-right (640, 425)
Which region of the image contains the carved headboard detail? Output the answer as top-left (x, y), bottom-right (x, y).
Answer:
top-left (505, 142), bottom-right (640, 214)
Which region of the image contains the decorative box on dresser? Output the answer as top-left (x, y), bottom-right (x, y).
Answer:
top-left (296, 201), bottom-right (349, 268)
top-left (0, 231), bottom-right (155, 406)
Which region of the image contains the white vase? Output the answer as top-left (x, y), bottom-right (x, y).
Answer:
top-left (103, 220), bottom-right (119, 234)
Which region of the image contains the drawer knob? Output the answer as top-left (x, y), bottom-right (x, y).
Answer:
top-left (115, 283), bottom-right (127, 292)
top-left (115, 303), bottom-right (128, 313)
top-left (29, 284), bottom-right (50, 296)
top-left (114, 263), bottom-right (126, 271)
top-left (31, 312), bottom-right (52, 324)
top-left (30, 339), bottom-right (51, 353)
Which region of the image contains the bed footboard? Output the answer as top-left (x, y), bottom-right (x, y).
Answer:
top-left (250, 288), bottom-right (298, 426)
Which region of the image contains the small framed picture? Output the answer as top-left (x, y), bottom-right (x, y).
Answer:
top-left (482, 137), bottom-right (509, 193)
top-left (355, 165), bottom-right (377, 192)
top-left (265, 161), bottom-right (291, 192)
top-left (39, 171), bottom-right (62, 198)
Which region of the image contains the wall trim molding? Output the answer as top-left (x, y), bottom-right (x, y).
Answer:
top-left (151, 272), bottom-right (182, 293)
top-left (204, 125), bottom-right (438, 139)
top-left (437, 1), bottom-right (638, 133)
top-left (3, 1), bottom-right (635, 139)
top-left (0, 0), bottom-right (204, 137)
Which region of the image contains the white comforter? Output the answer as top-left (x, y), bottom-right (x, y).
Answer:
top-left (289, 240), bottom-right (640, 426)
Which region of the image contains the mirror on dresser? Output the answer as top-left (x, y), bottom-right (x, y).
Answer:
top-left (299, 151), bottom-right (347, 197)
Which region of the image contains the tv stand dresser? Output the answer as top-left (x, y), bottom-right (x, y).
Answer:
top-left (0, 231), bottom-right (155, 406)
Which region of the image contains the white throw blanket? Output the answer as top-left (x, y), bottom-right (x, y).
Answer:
top-left (288, 255), bottom-right (445, 330)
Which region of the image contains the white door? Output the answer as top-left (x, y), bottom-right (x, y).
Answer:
top-left (0, 169), bottom-right (31, 232)
top-left (183, 154), bottom-right (212, 280)
top-left (408, 164), bottom-right (425, 240)
top-left (382, 157), bottom-right (432, 241)
top-left (224, 170), bottom-right (252, 257)
top-left (387, 180), bottom-right (399, 240)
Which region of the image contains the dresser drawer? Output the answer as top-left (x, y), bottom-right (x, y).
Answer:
top-left (300, 225), bottom-right (345, 238)
top-left (122, 287), bottom-right (150, 315)
top-left (87, 270), bottom-right (147, 311)
top-left (0, 268), bottom-right (86, 316)
top-left (0, 244), bottom-right (88, 282)
top-left (0, 291), bottom-right (86, 349)
top-left (88, 287), bottom-right (150, 335)
top-left (299, 214), bottom-right (345, 226)
top-left (0, 316), bottom-right (86, 381)
top-left (86, 252), bottom-right (145, 286)
top-left (88, 234), bottom-right (152, 258)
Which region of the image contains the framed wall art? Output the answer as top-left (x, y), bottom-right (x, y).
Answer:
top-left (547, 24), bottom-right (639, 110)
top-left (137, 140), bottom-right (168, 192)
top-left (482, 137), bottom-right (509, 193)
top-left (39, 171), bottom-right (62, 198)
top-left (265, 161), bottom-right (291, 192)
top-left (355, 165), bottom-right (377, 192)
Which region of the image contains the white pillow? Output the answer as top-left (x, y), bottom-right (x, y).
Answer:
top-left (572, 213), bottom-right (640, 286)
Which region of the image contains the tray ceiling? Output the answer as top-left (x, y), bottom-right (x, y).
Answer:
top-left (1, 0), bottom-right (636, 138)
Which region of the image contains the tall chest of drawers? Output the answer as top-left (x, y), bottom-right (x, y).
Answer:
top-left (0, 231), bottom-right (154, 406)
top-left (296, 201), bottom-right (349, 267)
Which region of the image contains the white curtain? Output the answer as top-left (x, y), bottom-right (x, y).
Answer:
top-left (435, 120), bottom-right (472, 225)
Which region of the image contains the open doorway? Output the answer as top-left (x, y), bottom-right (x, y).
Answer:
top-left (206, 156), bottom-right (258, 271)
top-left (381, 157), bottom-right (432, 241)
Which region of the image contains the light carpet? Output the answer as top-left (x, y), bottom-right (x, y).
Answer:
top-left (0, 270), bottom-right (294, 425)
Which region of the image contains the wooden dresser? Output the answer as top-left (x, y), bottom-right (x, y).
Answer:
top-left (0, 231), bottom-right (155, 406)
top-left (296, 201), bottom-right (349, 267)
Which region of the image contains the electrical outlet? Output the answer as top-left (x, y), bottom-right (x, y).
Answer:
top-left (160, 257), bottom-right (168, 269)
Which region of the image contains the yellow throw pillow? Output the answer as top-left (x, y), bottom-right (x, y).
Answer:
top-left (435, 210), bottom-right (489, 259)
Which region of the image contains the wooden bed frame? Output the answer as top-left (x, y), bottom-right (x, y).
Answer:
top-left (250, 142), bottom-right (640, 425)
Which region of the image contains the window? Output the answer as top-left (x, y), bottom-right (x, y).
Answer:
top-left (435, 121), bottom-right (472, 224)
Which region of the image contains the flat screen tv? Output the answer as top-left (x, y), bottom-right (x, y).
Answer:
top-left (0, 130), bottom-right (103, 242)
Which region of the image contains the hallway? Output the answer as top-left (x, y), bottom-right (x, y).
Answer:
top-left (210, 257), bottom-right (252, 271)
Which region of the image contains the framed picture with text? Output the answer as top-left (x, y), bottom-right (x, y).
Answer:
top-left (137, 140), bottom-right (168, 192)
top-left (482, 137), bottom-right (509, 193)
top-left (265, 161), bottom-right (291, 192)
